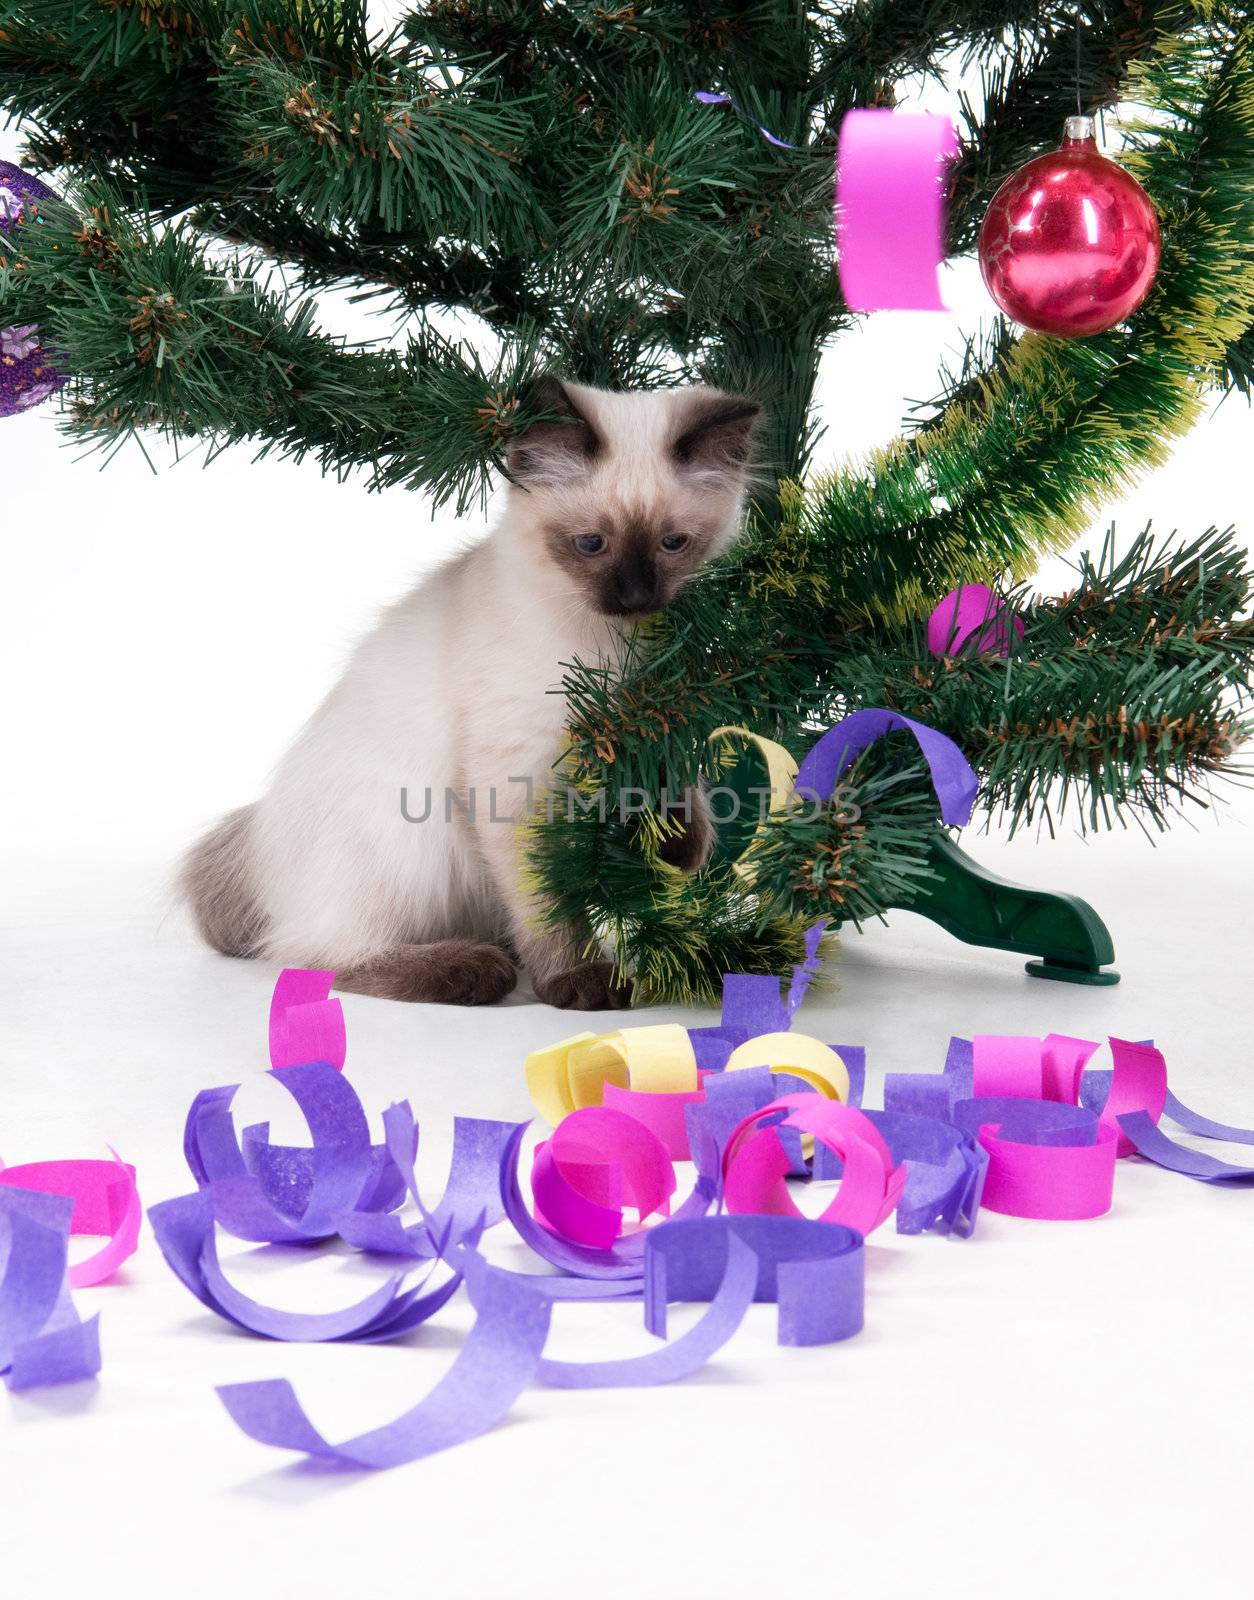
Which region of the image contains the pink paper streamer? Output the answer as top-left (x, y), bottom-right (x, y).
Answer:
top-left (0, 1153), bottom-right (141, 1287)
top-left (268, 968), bottom-right (345, 1071)
top-left (531, 1109), bottom-right (677, 1249)
top-left (926, 584), bottom-right (1025, 659)
top-left (602, 1079), bottom-right (709, 1161)
top-left (972, 1035), bottom-right (1044, 1099)
top-left (836, 109), bottom-right (958, 312)
top-left (722, 1095), bottom-right (906, 1236)
top-left (978, 1122), bottom-right (1118, 1221)
top-left (1098, 1039), bottom-right (1168, 1157)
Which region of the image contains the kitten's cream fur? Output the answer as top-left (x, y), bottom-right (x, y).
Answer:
top-left (182, 380), bottom-right (760, 1007)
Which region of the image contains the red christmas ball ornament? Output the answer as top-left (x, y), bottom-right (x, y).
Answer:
top-left (978, 115), bottom-right (1161, 337)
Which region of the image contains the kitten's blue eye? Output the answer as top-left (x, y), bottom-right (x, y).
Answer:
top-left (574, 534), bottom-right (606, 555)
top-left (660, 533), bottom-right (689, 553)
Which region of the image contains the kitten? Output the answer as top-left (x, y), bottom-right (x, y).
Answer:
top-left (181, 378), bottom-right (761, 1008)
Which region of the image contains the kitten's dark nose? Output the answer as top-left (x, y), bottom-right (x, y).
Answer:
top-left (610, 555), bottom-right (659, 613)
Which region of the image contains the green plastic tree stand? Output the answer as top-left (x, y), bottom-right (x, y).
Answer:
top-left (880, 831), bottom-right (1120, 985)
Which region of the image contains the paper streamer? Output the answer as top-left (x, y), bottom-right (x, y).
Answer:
top-left (926, 584), bottom-right (1025, 659)
top-left (863, 1110), bottom-right (988, 1237)
top-left (148, 1188), bottom-right (466, 1344)
top-left (645, 1215), bottom-right (865, 1347)
top-left (836, 109), bottom-right (959, 312)
top-left (0, 1188), bottom-right (102, 1391)
top-left (795, 707), bottom-right (978, 828)
top-left (1115, 1113), bottom-right (1254, 1185)
top-left (0, 1153), bottom-right (140, 1287)
top-left (723, 1032), bottom-right (851, 1102)
top-left (722, 1096), bottom-right (906, 1236)
top-left (532, 1108), bottom-right (676, 1248)
top-left (269, 968), bottom-right (346, 1071)
top-left (337, 1112), bottom-right (514, 1259)
top-left (183, 1061), bottom-right (378, 1243)
top-left (216, 1246), bottom-right (555, 1470)
top-left (526, 1026), bottom-right (698, 1126)
top-left (952, 1098), bottom-right (1117, 1220)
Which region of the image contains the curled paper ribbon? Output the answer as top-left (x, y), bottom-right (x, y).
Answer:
top-left (0, 1153), bottom-right (140, 1287)
top-left (525, 1025), bottom-right (698, 1126)
top-left (183, 1061), bottom-right (395, 1243)
top-left (336, 1110), bottom-right (514, 1258)
top-left (836, 109), bottom-right (959, 312)
top-left (268, 968), bottom-right (345, 1071)
top-left (217, 1245), bottom-right (555, 1469)
top-left (645, 1215), bottom-right (865, 1347)
top-left (0, 1188), bottom-right (102, 1391)
top-left (927, 584), bottom-right (1025, 659)
top-left (500, 1121), bottom-right (718, 1287)
top-left (724, 1032), bottom-right (851, 1102)
top-left (531, 1108), bottom-right (676, 1249)
top-left (722, 1096), bottom-right (906, 1236)
top-left (952, 1098), bottom-right (1117, 1220)
top-left (862, 1110), bottom-right (988, 1237)
top-left (148, 1188), bottom-right (468, 1344)
top-left (796, 707), bottom-right (978, 828)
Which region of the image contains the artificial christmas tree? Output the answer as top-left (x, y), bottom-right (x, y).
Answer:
top-left (2, 2), bottom-right (1252, 1001)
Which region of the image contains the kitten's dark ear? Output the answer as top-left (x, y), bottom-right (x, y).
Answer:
top-left (505, 376), bottom-right (603, 487)
top-left (670, 389), bottom-right (763, 476)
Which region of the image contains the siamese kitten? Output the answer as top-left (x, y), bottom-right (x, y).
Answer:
top-left (181, 378), bottom-right (761, 1008)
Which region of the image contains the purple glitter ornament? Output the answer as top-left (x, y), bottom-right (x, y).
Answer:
top-left (0, 159), bottom-right (65, 418)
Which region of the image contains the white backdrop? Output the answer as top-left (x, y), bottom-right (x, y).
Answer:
top-left (3, 89), bottom-right (1254, 1600)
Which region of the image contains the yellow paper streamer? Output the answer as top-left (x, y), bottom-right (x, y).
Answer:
top-left (526, 1024), bottom-right (698, 1124)
top-left (706, 726), bottom-right (799, 882)
top-left (523, 1031), bottom-right (599, 1126)
top-left (723, 1032), bottom-right (851, 1102)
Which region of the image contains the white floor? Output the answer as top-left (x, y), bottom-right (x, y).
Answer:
top-left (2, 806), bottom-right (1253, 1599)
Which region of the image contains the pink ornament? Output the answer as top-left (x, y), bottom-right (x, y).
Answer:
top-left (978, 115), bottom-right (1161, 337)
top-left (926, 583), bottom-right (1024, 658)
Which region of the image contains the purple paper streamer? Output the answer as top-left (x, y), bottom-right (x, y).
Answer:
top-left (217, 1247), bottom-right (554, 1470)
top-left (721, 974), bottom-right (790, 1036)
top-left (0, 1188), bottom-right (102, 1391)
top-left (183, 1063), bottom-right (373, 1243)
top-left (795, 708), bottom-right (978, 828)
top-left (883, 1035), bottom-right (972, 1120)
top-left (456, 1238), bottom-right (756, 1389)
top-left (645, 1215), bottom-right (865, 1347)
top-left (693, 90), bottom-right (798, 150)
top-left (951, 1097), bottom-right (1098, 1148)
top-left (148, 1187), bottom-right (464, 1343)
top-left (786, 921), bottom-right (827, 1015)
top-left (1117, 1113), bottom-right (1254, 1185)
top-left (1163, 1091), bottom-right (1254, 1145)
top-left (862, 1110), bottom-right (988, 1236)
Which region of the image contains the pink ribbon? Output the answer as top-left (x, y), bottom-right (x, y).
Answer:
top-left (269, 968), bottom-right (346, 1071)
top-left (977, 1122), bottom-right (1118, 1221)
top-left (0, 1152), bottom-right (141, 1287)
top-left (602, 1077), bottom-right (710, 1161)
top-left (531, 1109), bottom-right (676, 1249)
top-left (722, 1096), bottom-right (906, 1236)
top-left (836, 110), bottom-right (959, 312)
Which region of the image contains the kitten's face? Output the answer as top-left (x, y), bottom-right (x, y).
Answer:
top-left (505, 380), bottom-right (762, 619)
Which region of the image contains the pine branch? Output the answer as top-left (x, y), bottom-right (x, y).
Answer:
top-left (0, 186), bottom-right (555, 508)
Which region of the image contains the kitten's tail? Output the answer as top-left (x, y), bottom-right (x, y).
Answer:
top-left (179, 805), bottom-right (268, 958)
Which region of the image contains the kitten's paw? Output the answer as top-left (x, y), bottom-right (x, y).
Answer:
top-left (335, 941), bottom-right (517, 1005)
top-left (533, 960), bottom-right (633, 1011)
